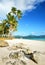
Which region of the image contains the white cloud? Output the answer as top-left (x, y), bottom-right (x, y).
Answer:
top-left (0, 0), bottom-right (45, 19)
top-left (14, 0), bottom-right (45, 11)
top-left (31, 32), bottom-right (36, 35)
top-left (0, 0), bottom-right (15, 16)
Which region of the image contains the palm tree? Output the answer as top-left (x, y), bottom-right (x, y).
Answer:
top-left (0, 7), bottom-right (22, 37)
top-left (7, 7), bottom-right (22, 33)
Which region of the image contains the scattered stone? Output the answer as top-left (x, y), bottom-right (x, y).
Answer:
top-left (0, 40), bottom-right (9, 47)
top-left (9, 51), bottom-right (19, 59)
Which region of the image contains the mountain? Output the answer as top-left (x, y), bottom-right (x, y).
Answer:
top-left (14, 35), bottom-right (45, 39)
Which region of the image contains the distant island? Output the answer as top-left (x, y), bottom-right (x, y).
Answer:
top-left (14, 35), bottom-right (45, 40)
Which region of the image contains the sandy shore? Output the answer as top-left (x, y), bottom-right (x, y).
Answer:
top-left (0, 39), bottom-right (45, 65)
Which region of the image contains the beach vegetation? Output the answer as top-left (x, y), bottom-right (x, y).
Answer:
top-left (0, 7), bottom-right (22, 37)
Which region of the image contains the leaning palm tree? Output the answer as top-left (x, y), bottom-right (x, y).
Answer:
top-left (2, 7), bottom-right (22, 37)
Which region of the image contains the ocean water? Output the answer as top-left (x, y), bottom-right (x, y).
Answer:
top-left (15, 37), bottom-right (45, 41)
top-left (23, 38), bottom-right (45, 41)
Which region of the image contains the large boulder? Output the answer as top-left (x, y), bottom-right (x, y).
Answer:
top-left (0, 40), bottom-right (9, 47)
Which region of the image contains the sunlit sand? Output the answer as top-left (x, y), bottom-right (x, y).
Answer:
top-left (0, 39), bottom-right (45, 65)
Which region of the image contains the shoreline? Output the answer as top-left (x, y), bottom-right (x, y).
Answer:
top-left (15, 38), bottom-right (45, 41)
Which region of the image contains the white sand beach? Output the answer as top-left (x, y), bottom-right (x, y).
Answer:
top-left (0, 39), bottom-right (45, 65)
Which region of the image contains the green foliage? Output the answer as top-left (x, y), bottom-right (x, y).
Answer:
top-left (0, 7), bottom-right (22, 36)
top-left (0, 24), bottom-right (4, 34)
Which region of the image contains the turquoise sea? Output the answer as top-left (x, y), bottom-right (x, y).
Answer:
top-left (15, 36), bottom-right (45, 41)
top-left (24, 38), bottom-right (45, 41)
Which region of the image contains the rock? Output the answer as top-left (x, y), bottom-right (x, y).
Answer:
top-left (9, 51), bottom-right (20, 59)
top-left (0, 40), bottom-right (9, 47)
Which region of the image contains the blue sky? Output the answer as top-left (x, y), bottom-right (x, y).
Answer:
top-left (0, 0), bottom-right (45, 36)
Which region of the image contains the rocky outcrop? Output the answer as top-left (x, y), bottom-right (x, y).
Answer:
top-left (0, 40), bottom-right (9, 47)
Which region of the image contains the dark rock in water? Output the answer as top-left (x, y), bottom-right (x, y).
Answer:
top-left (0, 40), bottom-right (9, 47)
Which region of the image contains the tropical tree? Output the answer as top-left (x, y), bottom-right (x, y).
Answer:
top-left (0, 7), bottom-right (22, 37)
